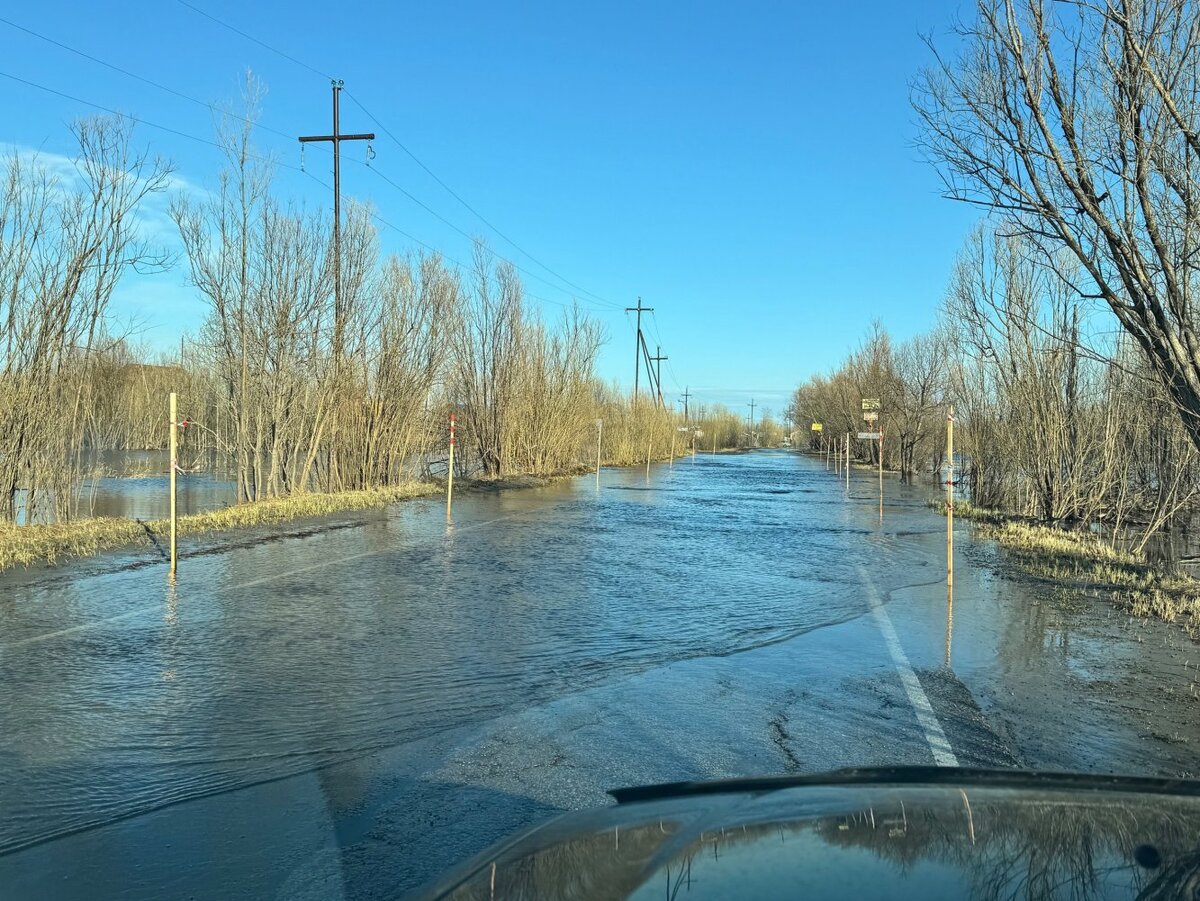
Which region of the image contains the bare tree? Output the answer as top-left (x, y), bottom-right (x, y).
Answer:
top-left (916, 0), bottom-right (1200, 452)
top-left (0, 116), bottom-right (171, 523)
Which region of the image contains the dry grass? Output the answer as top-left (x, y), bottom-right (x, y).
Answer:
top-left (939, 507), bottom-right (1200, 632)
top-left (0, 481), bottom-right (439, 573)
top-left (168, 482), bottom-right (438, 536)
top-left (0, 518), bottom-right (148, 571)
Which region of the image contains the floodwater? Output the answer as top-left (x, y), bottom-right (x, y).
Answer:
top-left (1, 451), bottom-right (1199, 899)
top-left (15, 450), bottom-right (237, 524)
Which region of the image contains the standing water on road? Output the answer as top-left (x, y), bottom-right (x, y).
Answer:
top-left (2, 451), bottom-right (1198, 899)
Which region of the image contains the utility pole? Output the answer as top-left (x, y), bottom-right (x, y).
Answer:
top-left (625, 298), bottom-right (653, 400)
top-left (747, 398), bottom-right (756, 445)
top-left (649, 345), bottom-right (668, 408)
top-left (299, 80), bottom-right (375, 357)
top-left (680, 386), bottom-right (692, 422)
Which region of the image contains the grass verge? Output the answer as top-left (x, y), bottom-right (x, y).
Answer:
top-left (0, 481), bottom-right (439, 574)
top-left (932, 500), bottom-right (1200, 634)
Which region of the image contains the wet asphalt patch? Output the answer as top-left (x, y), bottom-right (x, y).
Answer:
top-left (915, 667), bottom-right (1025, 768)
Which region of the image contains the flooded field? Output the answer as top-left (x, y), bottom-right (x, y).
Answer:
top-left (1, 450), bottom-right (1198, 899)
top-left (14, 450), bottom-right (237, 525)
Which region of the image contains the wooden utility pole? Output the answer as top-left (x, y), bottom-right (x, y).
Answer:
top-left (878, 422), bottom-right (884, 523)
top-left (169, 392), bottom-right (178, 577)
top-left (747, 399), bottom-right (756, 447)
top-left (625, 298), bottom-right (653, 400)
top-left (680, 386), bottom-right (692, 422)
top-left (649, 345), bottom-right (668, 408)
top-left (299, 80), bottom-right (375, 354)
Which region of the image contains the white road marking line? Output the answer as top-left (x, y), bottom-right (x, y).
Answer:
top-left (8, 511), bottom-right (529, 649)
top-left (858, 564), bottom-right (959, 767)
top-left (8, 607), bottom-right (157, 648)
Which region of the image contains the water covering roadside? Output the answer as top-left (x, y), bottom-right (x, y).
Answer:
top-left (1, 450), bottom-right (1198, 899)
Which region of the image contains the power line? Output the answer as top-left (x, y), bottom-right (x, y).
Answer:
top-left (170, 0), bottom-right (622, 310)
top-left (0, 14), bottom-right (313, 151)
top-left (0, 67), bottom-right (596, 318)
top-left (173, 0), bottom-right (334, 81)
top-left (298, 172), bottom-right (595, 313)
top-left (351, 158), bottom-right (619, 313)
top-left (0, 68), bottom-right (295, 163)
top-left (343, 90), bottom-right (620, 309)
top-left (0, 14), bottom-right (606, 312)
top-left (648, 310), bottom-right (684, 391)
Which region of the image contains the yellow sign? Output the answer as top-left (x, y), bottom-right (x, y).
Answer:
top-left (811, 422), bottom-right (823, 432)
top-left (861, 398), bottom-right (881, 411)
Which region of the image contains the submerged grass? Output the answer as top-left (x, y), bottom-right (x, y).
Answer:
top-left (0, 518), bottom-right (147, 572)
top-left (932, 500), bottom-right (1200, 633)
top-left (0, 481), bottom-right (439, 574)
top-left (0, 453), bottom-right (703, 575)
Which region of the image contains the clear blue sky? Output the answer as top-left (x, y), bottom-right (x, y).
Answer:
top-left (1, 0), bottom-right (976, 414)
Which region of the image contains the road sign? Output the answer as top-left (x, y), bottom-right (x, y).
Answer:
top-left (861, 398), bottom-right (880, 411)
top-left (862, 410), bottom-right (879, 423)
top-left (811, 422), bottom-right (823, 432)
top-left (858, 431), bottom-right (880, 440)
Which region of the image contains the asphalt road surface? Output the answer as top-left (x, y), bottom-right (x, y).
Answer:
top-left (2, 450), bottom-right (1197, 899)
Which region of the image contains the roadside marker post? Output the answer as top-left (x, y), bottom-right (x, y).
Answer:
top-left (861, 398), bottom-right (883, 522)
top-left (169, 392), bottom-right (178, 578)
top-left (646, 439), bottom-right (652, 478)
top-left (669, 428), bottom-right (675, 468)
top-left (595, 418), bottom-right (603, 487)
top-left (844, 431), bottom-right (849, 492)
top-left (447, 414), bottom-right (455, 517)
top-left (946, 405), bottom-right (955, 664)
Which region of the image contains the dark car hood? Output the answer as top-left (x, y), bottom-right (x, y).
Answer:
top-left (413, 768), bottom-right (1200, 899)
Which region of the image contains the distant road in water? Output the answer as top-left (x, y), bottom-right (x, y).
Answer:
top-left (1, 450), bottom-right (1196, 899)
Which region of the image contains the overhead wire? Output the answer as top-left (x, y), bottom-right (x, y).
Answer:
top-left (0, 67), bottom-right (571, 315)
top-left (173, 0), bottom-right (335, 81)
top-left (342, 156), bottom-right (619, 313)
top-left (341, 90), bottom-right (621, 309)
top-left (8, 6), bottom-right (688, 376)
top-left (0, 14), bottom-right (317, 151)
top-left (0, 68), bottom-right (299, 165)
top-left (0, 14), bottom-right (613, 314)
top-left (648, 310), bottom-right (684, 392)
top-left (170, 0), bottom-right (623, 311)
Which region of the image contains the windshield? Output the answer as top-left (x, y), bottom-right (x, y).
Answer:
top-left (4, 1), bottom-right (1200, 899)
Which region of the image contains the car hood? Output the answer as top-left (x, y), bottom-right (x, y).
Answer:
top-left (412, 767), bottom-right (1200, 900)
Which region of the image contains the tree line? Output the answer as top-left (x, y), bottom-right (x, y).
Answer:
top-left (796, 0), bottom-right (1200, 554)
top-left (792, 223), bottom-right (1198, 552)
top-left (1, 102), bottom-right (758, 526)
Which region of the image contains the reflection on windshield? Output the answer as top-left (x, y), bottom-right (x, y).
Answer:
top-left (443, 789), bottom-right (1200, 901)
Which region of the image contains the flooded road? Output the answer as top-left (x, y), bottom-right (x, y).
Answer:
top-left (2, 450), bottom-right (1199, 899)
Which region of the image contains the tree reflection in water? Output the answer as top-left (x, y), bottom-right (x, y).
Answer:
top-left (436, 788), bottom-right (1200, 900)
